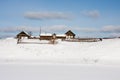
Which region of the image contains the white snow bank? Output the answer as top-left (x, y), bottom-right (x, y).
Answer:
top-left (0, 38), bottom-right (120, 65)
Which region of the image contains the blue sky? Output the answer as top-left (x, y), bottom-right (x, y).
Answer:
top-left (0, 0), bottom-right (120, 38)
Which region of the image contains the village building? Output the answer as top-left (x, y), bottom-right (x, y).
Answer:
top-left (65, 30), bottom-right (76, 39)
top-left (56, 34), bottom-right (66, 40)
top-left (16, 30), bottom-right (76, 41)
top-left (16, 30), bottom-right (102, 43)
top-left (16, 31), bottom-right (31, 39)
top-left (40, 33), bottom-right (53, 40)
top-left (40, 30), bottom-right (75, 40)
top-left (40, 33), bottom-right (66, 40)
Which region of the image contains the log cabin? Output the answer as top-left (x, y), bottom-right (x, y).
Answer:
top-left (40, 33), bottom-right (53, 40)
top-left (40, 30), bottom-right (75, 40)
top-left (65, 30), bottom-right (75, 39)
top-left (16, 31), bottom-right (31, 39)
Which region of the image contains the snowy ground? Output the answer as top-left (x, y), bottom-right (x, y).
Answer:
top-left (0, 37), bottom-right (120, 65)
top-left (0, 64), bottom-right (120, 80)
top-left (1, 38), bottom-right (120, 80)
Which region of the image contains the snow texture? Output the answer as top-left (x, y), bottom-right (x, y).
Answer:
top-left (1, 38), bottom-right (120, 80)
top-left (0, 37), bottom-right (120, 65)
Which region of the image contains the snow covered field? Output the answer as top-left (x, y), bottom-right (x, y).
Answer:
top-left (0, 64), bottom-right (120, 80)
top-left (0, 37), bottom-right (120, 65)
top-left (1, 38), bottom-right (120, 80)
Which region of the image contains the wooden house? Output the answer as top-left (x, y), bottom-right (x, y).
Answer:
top-left (40, 30), bottom-right (75, 40)
top-left (56, 34), bottom-right (66, 40)
top-left (40, 33), bottom-right (66, 40)
top-left (16, 31), bottom-right (31, 39)
top-left (40, 33), bottom-right (53, 40)
top-left (65, 30), bottom-right (75, 39)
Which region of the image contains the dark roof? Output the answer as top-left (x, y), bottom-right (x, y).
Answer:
top-left (17, 31), bottom-right (30, 37)
top-left (65, 30), bottom-right (75, 36)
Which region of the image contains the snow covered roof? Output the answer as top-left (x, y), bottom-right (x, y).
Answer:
top-left (31, 36), bottom-right (39, 37)
top-left (40, 33), bottom-right (52, 36)
top-left (40, 33), bottom-right (66, 37)
top-left (16, 31), bottom-right (30, 37)
top-left (56, 34), bottom-right (66, 37)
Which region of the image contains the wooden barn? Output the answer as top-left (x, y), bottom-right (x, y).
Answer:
top-left (40, 33), bottom-right (66, 40)
top-left (40, 30), bottom-right (75, 40)
top-left (65, 30), bottom-right (75, 39)
top-left (56, 34), bottom-right (66, 40)
top-left (40, 33), bottom-right (53, 40)
top-left (16, 31), bottom-right (31, 39)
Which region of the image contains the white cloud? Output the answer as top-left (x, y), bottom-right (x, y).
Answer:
top-left (81, 10), bottom-right (100, 18)
top-left (0, 25), bottom-right (97, 34)
top-left (24, 12), bottom-right (73, 20)
top-left (0, 27), bottom-right (17, 32)
top-left (0, 26), bottom-right (40, 33)
top-left (41, 25), bottom-right (68, 33)
top-left (42, 25), bottom-right (97, 33)
top-left (101, 25), bottom-right (120, 33)
top-left (74, 27), bottom-right (98, 32)
top-left (110, 33), bottom-right (120, 37)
